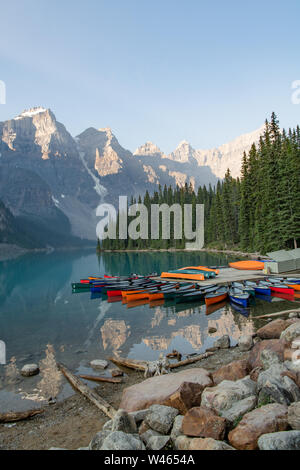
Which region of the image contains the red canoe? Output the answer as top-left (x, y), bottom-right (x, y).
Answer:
top-left (270, 285), bottom-right (294, 296)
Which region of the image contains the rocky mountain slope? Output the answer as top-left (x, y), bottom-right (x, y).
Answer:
top-left (0, 107), bottom-right (263, 245)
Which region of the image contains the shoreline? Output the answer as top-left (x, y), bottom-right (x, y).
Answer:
top-left (0, 346), bottom-right (249, 450)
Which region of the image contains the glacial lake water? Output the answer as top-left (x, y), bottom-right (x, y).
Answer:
top-left (0, 249), bottom-right (298, 411)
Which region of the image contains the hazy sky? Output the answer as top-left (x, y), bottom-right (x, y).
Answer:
top-left (0, 0), bottom-right (299, 153)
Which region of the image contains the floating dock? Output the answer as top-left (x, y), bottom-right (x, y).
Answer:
top-left (155, 268), bottom-right (300, 287)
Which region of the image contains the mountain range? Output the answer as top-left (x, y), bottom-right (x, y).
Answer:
top-left (0, 107), bottom-right (263, 247)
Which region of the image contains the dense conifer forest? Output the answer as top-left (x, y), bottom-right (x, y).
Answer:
top-left (98, 113), bottom-right (300, 255)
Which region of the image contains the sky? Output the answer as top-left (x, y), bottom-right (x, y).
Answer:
top-left (0, 0), bottom-right (299, 153)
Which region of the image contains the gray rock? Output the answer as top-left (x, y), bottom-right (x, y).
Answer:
top-left (100, 431), bottom-right (146, 450)
top-left (88, 430), bottom-right (112, 450)
top-left (147, 435), bottom-right (171, 450)
top-left (111, 409), bottom-right (137, 434)
top-left (260, 349), bottom-right (282, 370)
top-left (111, 368), bottom-right (124, 377)
top-left (257, 364), bottom-right (300, 406)
top-left (129, 409), bottom-right (149, 424)
top-left (145, 405), bottom-right (179, 434)
top-left (280, 322), bottom-right (300, 344)
top-left (170, 415), bottom-right (184, 443)
top-left (258, 431), bottom-right (300, 450)
top-left (291, 337), bottom-right (300, 349)
top-left (288, 402), bottom-right (300, 430)
top-left (21, 364), bottom-right (39, 377)
top-left (201, 376), bottom-right (257, 414)
top-left (140, 429), bottom-right (163, 447)
top-left (213, 335), bottom-right (231, 349)
top-left (220, 395), bottom-right (257, 424)
top-left (90, 359), bottom-right (108, 369)
top-left (238, 335), bottom-right (253, 352)
top-left (77, 447), bottom-right (89, 450)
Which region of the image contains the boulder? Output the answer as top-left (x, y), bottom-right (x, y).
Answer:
top-left (256, 319), bottom-right (296, 340)
top-left (213, 335), bottom-right (231, 349)
top-left (21, 364), bottom-right (39, 377)
top-left (170, 415), bottom-right (184, 443)
top-left (141, 430), bottom-right (170, 450)
top-left (138, 421), bottom-right (151, 435)
top-left (228, 404), bottom-right (288, 450)
top-left (257, 364), bottom-right (300, 406)
top-left (247, 339), bottom-right (285, 370)
top-left (182, 406), bottom-right (226, 440)
top-left (100, 431), bottom-right (145, 450)
top-left (189, 438), bottom-right (236, 450)
top-left (111, 409), bottom-right (137, 434)
top-left (238, 335), bottom-right (253, 352)
top-left (89, 430), bottom-right (112, 450)
top-left (212, 359), bottom-right (250, 385)
top-left (258, 431), bottom-right (300, 450)
top-left (119, 368), bottom-right (213, 412)
top-left (90, 359), bottom-right (108, 369)
top-left (291, 337), bottom-right (300, 349)
top-left (288, 402), bottom-right (300, 430)
top-left (281, 322), bottom-right (300, 346)
top-left (144, 405), bottom-right (179, 434)
top-left (201, 376), bottom-right (257, 414)
top-left (260, 348), bottom-right (282, 370)
top-left (220, 396), bottom-right (257, 424)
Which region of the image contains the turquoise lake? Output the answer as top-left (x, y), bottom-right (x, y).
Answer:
top-left (0, 250), bottom-right (298, 411)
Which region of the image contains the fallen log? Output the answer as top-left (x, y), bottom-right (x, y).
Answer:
top-left (79, 375), bottom-right (122, 384)
top-left (169, 352), bottom-right (214, 369)
top-left (0, 409), bottom-right (44, 423)
top-left (108, 357), bottom-right (147, 371)
top-left (254, 308), bottom-right (300, 320)
top-left (57, 363), bottom-right (116, 418)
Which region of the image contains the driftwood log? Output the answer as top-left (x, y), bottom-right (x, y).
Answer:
top-left (57, 363), bottom-right (116, 419)
top-left (254, 308), bottom-right (300, 319)
top-left (79, 375), bottom-right (122, 384)
top-left (108, 357), bottom-right (147, 371)
top-left (108, 351), bottom-right (214, 373)
top-left (0, 409), bottom-right (44, 423)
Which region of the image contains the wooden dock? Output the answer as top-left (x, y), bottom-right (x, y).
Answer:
top-left (155, 268), bottom-right (300, 286)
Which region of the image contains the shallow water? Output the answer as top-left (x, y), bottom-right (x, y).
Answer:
top-left (0, 249), bottom-right (298, 411)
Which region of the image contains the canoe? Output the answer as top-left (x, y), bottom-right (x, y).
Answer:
top-left (205, 288), bottom-right (228, 306)
top-left (229, 288), bottom-right (250, 307)
top-left (286, 284), bottom-right (300, 291)
top-left (244, 280), bottom-right (271, 296)
top-left (124, 291), bottom-right (150, 302)
top-left (72, 282), bottom-right (91, 290)
top-left (178, 266), bottom-right (220, 275)
top-left (161, 272), bottom-right (205, 281)
top-left (232, 282), bottom-right (255, 297)
top-left (269, 285), bottom-right (294, 296)
top-left (229, 261), bottom-right (264, 271)
top-left (148, 292), bottom-right (165, 301)
top-left (175, 290), bottom-right (204, 303)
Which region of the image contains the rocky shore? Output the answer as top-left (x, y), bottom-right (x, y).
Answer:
top-left (1, 314), bottom-right (300, 451)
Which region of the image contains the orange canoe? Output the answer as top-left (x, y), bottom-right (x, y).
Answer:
top-left (286, 284), bottom-right (300, 291)
top-left (124, 291), bottom-right (149, 302)
top-left (229, 261), bottom-right (264, 271)
top-left (161, 272), bottom-right (205, 281)
top-left (148, 292), bottom-right (164, 301)
top-left (205, 293), bottom-right (228, 306)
